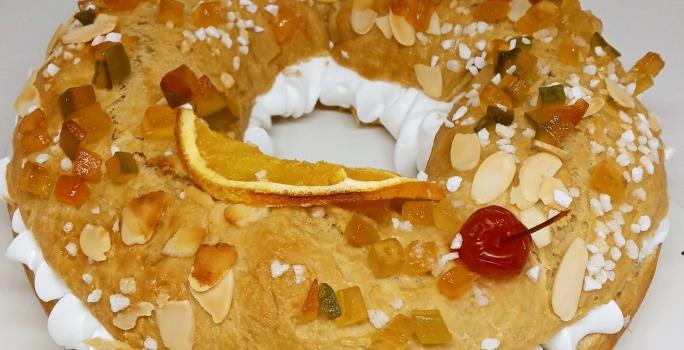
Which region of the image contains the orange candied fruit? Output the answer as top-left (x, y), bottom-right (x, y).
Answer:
top-left (590, 159), bottom-right (625, 201)
top-left (479, 84), bottom-right (514, 111)
top-left (69, 104), bottom-right (112, 143)
top-left (629, 52), bottom-right (665, 95)
top-left (195, 76), bottom-right (238, 131)
top-left (344, 214), bottom-right (380, 247)
top-left (334, 286), bottom-right (368, 327)
top-left (72, 149), bottom-right (103, 182)
top-left (97, 0), bottom-right (140, 11)
top-left (500, 74), bottom-right (529, 103)
top-left (158, 0), bottom-right (185, 26)
top-left (54, 175), bottom-right (90, 208)
top-left (336, 200), bottom-right (395, 225)
top-left (432, 199), bottom-right (462, 232)
top-left (105, 152), bottom-right (138, 183)
top-left (160, 65), bottom-right (201, 108)
top-left (19, 162), bottom-right (53, 198)
top-left (59, 121), bottom-right (87, 160)
top-left (191, 1), bottom-right (225, 27)
top-left (405, 240), bottom-right (438, 275)
top-left (411, 309), bottom-right (452, 345)
top-left (368, 238), bottom-right (404, 278)
top-left (141, 105), bottom-right (176, 139)
top-left (59, 85), bottom-right (96, 119)
top-left (389, 0), bottom-right (440, 32)
top-left (526, 99), bottom-right (588, 146)
top-left (558, 37), bottom-right (587, 66)
top-left (371, 314), bottom-right (413, 349)
top-left (437, 264), bottom-right (478, 299)
top-left (301, 279), bottom-right (320, 322)
top-left (401, 201), bottom-right (434, 226)
top-left (515, 1), bottom-right (561, 35)
top-left (17, 109), bottom-right (51, 153)
top-left (271, 3), bottom-right (304, 43)
top-left (473, 0), bottom-right (511, 23)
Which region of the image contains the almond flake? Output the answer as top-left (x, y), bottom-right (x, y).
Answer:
top-left (189, 243), bottom-right (237, 292)
top-left (539, 177), bottom-right (568, 207)
top-left (183, 186), bottom-right (214, 208)
top-left (510, 185), bottom-right (536, 210)
top-left (414, 64), bottom-right (443, 99)
top-left (351, 9), bottom-right (378, 35)
top-left (190, 269), bottom-right (234, 324)
top-left (519, 152), bottom-right (563, 204)
top-left (552, 238), bottom-right (588, 322)
top-left (390, 11), bottom-right (415, 46)
top-left (471, 152), bottom-right (517, 205)
top-left (156, 300), bottom-right (194, 350)
top-left (79, 224), bottom-right (111, 262)
top-left (520, 206), bottom-right (551, 248)
top-left (62, 14), bottom-right (118, 44)
top-left (605, 79), bottom-right (635, 109)
top-left (532, 140), bottom-right (568, 159)
top-left (450, 133), bottom-right (481, 171)
top-left (163, 227), bottom-right (206, 258)
top-left (583, 97), bottom-right (606, 118)
top-left (121, 191), bottom-right (167, 246)
top-left (223, 204), bottom-right (269, 227)
top-left (426, 12), bottom-right (441, 35)
top-left (113, 302), bottom-right (154, 331)
top-left (375, 15), bottom-right (392, 39)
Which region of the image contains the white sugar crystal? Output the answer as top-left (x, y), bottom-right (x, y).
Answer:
top-left (481, 338), bottom-right (500, 350)
top-left (293, 265), bottom-right (306, 285)
top-left (87, 289), bottom-right (102, 303)
top-left (368, 309), bottom-right (390, 329)
top-left (446, 176), bottom-right (463, 192)
top-left (391, 298), bottom-right (404, 310)
top-left (270, 260), bottom-right (290, 278)
top-left (143, 337), bottom-right (158, 350)
top-left (526, 265), bottom-right (540, 283)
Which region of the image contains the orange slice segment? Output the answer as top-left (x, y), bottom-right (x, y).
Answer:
top-left (176, 110), bottom-right (445, 206)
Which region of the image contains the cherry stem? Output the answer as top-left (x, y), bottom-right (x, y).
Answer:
top-left (502, 210), bottom-right (571, 244)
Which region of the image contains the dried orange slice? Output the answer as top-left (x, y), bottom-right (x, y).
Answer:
top-left (176, 110), bottom-right (445, 206)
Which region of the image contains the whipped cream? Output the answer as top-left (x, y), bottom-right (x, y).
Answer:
top-left (245, 56), bottom-right (454, 177)
top-left (543, 300), bottom-right (624, 350)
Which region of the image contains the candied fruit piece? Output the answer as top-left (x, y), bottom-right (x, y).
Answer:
top-left (432, 199), bottom-right (462, 231)
top-left (344, 214), bottom-right (380, 247)
top-left (92, 60), bottom-right (113, 89)
top-left (97, 0), bottom-right (140, 11)
top-left (160, 65), bottom-right (201, 108)
top-left (271, 3), bottom-right (304, 43)
top-left (590, 159), bottom-right (625, 201)
top-left (192, 1), bottom-right (225, 27)
top-left (159, 0), bottom-right (185, 25)
top-left (539, 84), bottom-right (567, 106)
top-left (412, 310), bottom-right (452, 345)
top-left (337, 200), bottom-right (394, 225)
top-left (334, 286), bottom-right (368, 327)
top-left (301, 279), bottom-right (319, 322)
top-left (371, 314), bottom-right (413, 350)
top-left (525, 99), bottom-right (588, 146)
top-left (105, 152), bottom-right (139, 183)
top-left (318, 283), bottom-right (341, 320)
top-left (479, 84), bottom-right (514, 111)
top-left (405, 240), bottom-right (438, 275)
top-left (368, 238), bottom-right (404, 278)
top-left (55, 175), bottom-right (90, 208)
top-left (590, 32), bottom-right (621, 58)
top-left (72, 149), bottom-right (102, 182)
top-left (59, 85), bottom-right (96, 119)
top-left (474, 105), bottom-right (514, 132)
top-left (70, 104), bottom-right (112, 143)
top-left (18, 109), bottom-right (51, 153)
top-left (141, 105), bottom-right (176, 139)
top-left (633, 52), bottom-right (665, 77)
top-left (437, 264), bottom-right (478, 299)
top-left (389, 0), bottom-right (440, 32)
top-left (558, 37), bottom-right (586, 66)
top-left (60, 121), bottom-right (87, 160)
top-left (95, 43), bottom-right (131, 86)
top-left (473, 0), bottom-right (511, 23)
top-left (515, 1), bottom-right (560, 35)
top-left (74, 9), bottom-right (96, 25)
top-left (19, 162), bottom-right (53, 198)
top-left (401, 201), bottom-right (434, 226)
top-left (195, 76), bottom-right (238, 131)
top-left (500, 74), bottom-right (529, 102)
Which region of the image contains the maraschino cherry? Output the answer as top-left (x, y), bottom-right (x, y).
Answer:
top-left (455, 205), bottom-right (569, 278)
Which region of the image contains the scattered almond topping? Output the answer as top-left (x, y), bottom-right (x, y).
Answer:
top-left (539, 177), bottom-right (568, 207)
top-left (190, 269), bottom-right (234, 324)
top-left (375, 15), bottom-right (392, 39)
top-left (471, 152), bottom-right (517, 205)
top-left (520, 206), bottom-right (551, 248)
top-left (62, 14), bottom-right (118, 44)
top-left (163, 227), bottom-right (206, 258)
top-left (426, 12), bottom-right (441, 35)
top-left (121, 191), bottom-right (167, 246)
top-left (414, 64), bottom-right (443, 99)
top-left (390, 10), bottom-right (415, 46)
top-left (552, 238), bottom-right (588, 322)
top-left (113, 302), bottom-right (154, 330)
top-left (119, 277), bottom-right (137, 295)
top-left (79, 224), bottom-right (111, 262)
top-left (450, 133), bottom-right (481, 171)
top-left (532, 140), bottom-right (569, 159)
top-left (156, 300), bottom-right (194, 350)
top-left (605, 79), bottom-right (635, 109)
top-left (583, 97), bottom-right (606, 118)
top-left (351, 7), bottom-right (378, 35)
top-left (518, 152), bottom-right (563, 204)
top-left (183, 185), bottom-right (214, 208)
top-left (510, 185), bottom-right (535, 210)
top-left (508, 0), bottom-right (531, 21)
top-left (189, 243), bottom-right (237, 292)
top-left (223, 203), bottom-right (269, 227)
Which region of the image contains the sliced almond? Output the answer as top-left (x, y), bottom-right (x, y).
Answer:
top-left (520, 206), bottom-right (551, 248)
top-left (156, 300), bottom-right (194, 350)
top-left (426, 12), bottom-right (441, 35)
top-left (224, 204), bottom-right (269, 227)
top-left (351, 9), bottom-right (378, 35)
top-left (47, 18), bottom-right (74, 58)
top-left (113, 302), bottom-right (154, 331)
top-left (189, 243), bottom-right (237, 292)
top-left (552, 238), bottom-right (588, 322)
top-left (471, 152), bottom-right (517, 205)
top-left (605, 79), bottom-right (635, 109)
top-left (62, 14), bottom-right (118, 45)
top-left (582, 97), bottom-right (606, 118)
top-left (190, 269), bottom-right (234, 324)
top-left (375, 15), bottom-right (392, 39)
top-left (532, 140), bottom-right (569, 159)
top-left (508, 0), bottom-right (532, 21)
top-left (163, 227), bottom-right (206, 258)
top-left (206, 202), bottom-right (229, 245)
top-left (414, 64), bottom-right (443, 99)
top-left (79, 224), bottom-right (111, 262)
top-left (510, 185), bottom-right (535, 210)
top-left (518, 152), bottom-right (563, 204)
top-left (121, 191), bottom-right (167, 246)
top-left (450, 133), bottom-right (481, 171)
top-left (539, 177), bottom-right (568, 207)
top-left (390, 11), bottom-right (415, 46)
top-left (184, 185), bottom-right (214, 208)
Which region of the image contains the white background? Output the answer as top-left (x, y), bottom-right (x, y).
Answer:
top-left (0, 1), bottom-right (682, 349)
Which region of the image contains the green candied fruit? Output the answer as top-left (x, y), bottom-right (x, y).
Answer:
top-left (102, 43), bottom-right (131, 85)
top-left (318, 283), bottom-right (341, 320)
top-left (474, 105), bottom-right (514, 132)
top-left (539, 84), bottom-right (566, 106)
top-left (74, 9), bottom-right (96, 25)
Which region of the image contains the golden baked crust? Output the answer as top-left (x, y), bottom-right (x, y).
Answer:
top-left (4, 0), bottom-right (670, 349)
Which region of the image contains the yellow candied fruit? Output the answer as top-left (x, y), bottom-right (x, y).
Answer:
top-left (98, 0), bottom-right (140, 11)
top-left (141, 105), bottom-right (176, 139)
top-left (70, 104), bottom-right (112, 143)
top-left (432, 199), bottom-right (463, 232)
top-left (590, 159), bottom-right (625, 201)
top-left (633, 52), bottom-right (665, 78)
top-left (405, 240), bottom-right (438, 275)
top-left (437, 264), bottom-right (478, 299)
top-left (160, 65), bottom-right (201, 108)
top-left (301, 279), bottom-right (319, 322)
top-left (158, 0), bottom-right (185, 25)
top-left (19, 162), bottom-right (53, 198)
top-left (515, 1), bottom-right (561, 35)
top-left (411, 309), bottom-right (452, 345)
top-left (401, 201), bottom-right (434, 226)
top-left (344, 214), bottom-right (380, 247)
top-left (500, 74), bottom-right (529, 103)
top-left (371, 314), bottom-right (413, 350)
top-left (105, 152), bottom-right (139, 183)
top-left (389, 0), bottom-right (440, 32)
top-left (59, 85), bottom-right (96, 119)
top-left (336, 200), bottom-right (395, 225)
top-left (192, 1), bottom-right (225, 27)
top-left (473, 0), bottom-right (511, 23)
top-left (18, 109), bottom-right (51, 153)
top-left (368, 238), bottom-right (404, 278)
top-left (558, 37), bottom-right (586, 66)
top-left (334, 286), bottom-right (368, 327)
